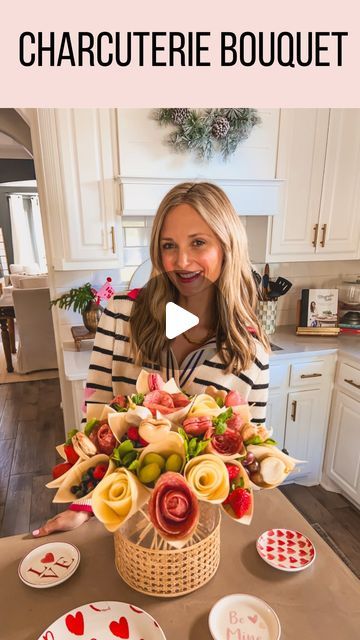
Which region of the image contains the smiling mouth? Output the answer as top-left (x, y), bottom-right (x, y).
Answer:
top-left (175, 271), bottom-right (203, 283)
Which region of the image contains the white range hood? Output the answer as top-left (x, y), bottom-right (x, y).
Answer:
top-left (117, 176), bottom-right (284, 217)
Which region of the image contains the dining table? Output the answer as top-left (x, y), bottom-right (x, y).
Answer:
top-left (0, 286), bottom-right (16, 372)
top-left (1, 488), bottom-right (360, 639)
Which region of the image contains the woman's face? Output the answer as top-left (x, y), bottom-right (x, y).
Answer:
top-left (160, 204), bottom-right (224, 295)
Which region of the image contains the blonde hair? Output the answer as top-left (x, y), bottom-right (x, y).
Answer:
top-left (129, 182), bottom-right (270, 373)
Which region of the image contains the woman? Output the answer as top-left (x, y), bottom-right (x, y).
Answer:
top-left (33, 182), bottom-right (270, 537)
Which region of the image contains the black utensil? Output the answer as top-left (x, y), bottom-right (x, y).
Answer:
top-left (268, 276), bottom-right (292, 299)
top-left (262, 264), bottom-right (270, 299)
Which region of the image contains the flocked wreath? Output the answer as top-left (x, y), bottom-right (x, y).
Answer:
top-left (153, 108), bottom-right (261, 161)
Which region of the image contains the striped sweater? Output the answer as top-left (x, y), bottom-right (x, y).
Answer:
top-left (85, 293), bottom-right (269, 424)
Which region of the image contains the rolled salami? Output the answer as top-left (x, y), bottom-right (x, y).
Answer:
top-left (148, 471), bottom-right (199, 542)
top-left (143, 390), bottom-right (175, 415)
top-left (205, 426), bottom-right (246, 460)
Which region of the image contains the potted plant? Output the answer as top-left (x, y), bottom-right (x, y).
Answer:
top-left (50, 283), bottom-right (103, 332)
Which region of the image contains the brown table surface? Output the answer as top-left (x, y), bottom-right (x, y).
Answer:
top-left (1, 489), bottom-right (360, 640)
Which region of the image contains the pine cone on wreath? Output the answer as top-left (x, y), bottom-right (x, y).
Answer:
top-left (211, 116), bottom-right (230, 139)
top-left (172, 108), bottom-right (191, 125)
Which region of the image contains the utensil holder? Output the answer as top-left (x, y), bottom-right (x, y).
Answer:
top-left (114, 502), bottom-right (221, 597)
top-left (257, 300), bottom-right (278, 335)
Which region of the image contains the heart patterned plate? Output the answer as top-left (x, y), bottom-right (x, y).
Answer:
top-left (37, 601), bottom-right (166, 640)
top-left (209, 594), bottom-right (281, 640)
top-left (256, 528), bottom-right (316, 572)
top-left (18, 541), bottom-right (80, 588)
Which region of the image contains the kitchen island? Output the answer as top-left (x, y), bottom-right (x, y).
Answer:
top-left (2, 489), bottom-right (359, 639)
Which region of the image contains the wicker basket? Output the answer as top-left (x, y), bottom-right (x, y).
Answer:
top-left (114, 502), bottom-right (221, 597)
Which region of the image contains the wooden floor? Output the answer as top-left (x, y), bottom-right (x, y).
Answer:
top-left (0, 379), bottom-right (64, 537)
top-left (0, 379), bottom-right (359, 581)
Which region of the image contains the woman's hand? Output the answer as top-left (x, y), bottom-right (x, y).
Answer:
top-left (32, 509), bottom-right (91, 537)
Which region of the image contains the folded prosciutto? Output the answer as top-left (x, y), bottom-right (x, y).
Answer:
top-left (148, 472), bottom-right (199, 541)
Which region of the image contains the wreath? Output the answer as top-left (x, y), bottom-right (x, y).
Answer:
top-left (153, 108), bottom-right (261, 161)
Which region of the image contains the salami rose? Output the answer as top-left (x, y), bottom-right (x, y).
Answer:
top-left (225, 391), bottom-right (246, 407)
top-left (143, 390), bottom-right (175, 416)
top-left (226, 413), bottom-right (244, 431)
top-left (183, 416), bottom-right (213, 436)
top-left (148, 373), bottom-right (165, 391)
top-left (96, 423), bottom-right (117, 455)
top-left (205, 426), bottom-right (244, 458)
top-left (171, 392), bottom-right (190, 408)
top-left (111, 394), bottom-right (127, 408)
top-left (148, 472), bottom-right (199, 541)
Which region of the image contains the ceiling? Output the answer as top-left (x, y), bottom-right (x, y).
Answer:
top-left (0, 132), bottom-right (32, 159)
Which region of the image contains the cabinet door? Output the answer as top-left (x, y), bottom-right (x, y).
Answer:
top-left (284, 388), bottom-right (325, 483)
top-left (327, 390), bottom-right (360, 503)
top-left (317, 110), bottom-right (360, 257)
top-left (268, 109), bottom-right (329, 260)
top-left (54, 109), bottom-right (120, 269)
top-left (266, 391), bottom-right (287, 448)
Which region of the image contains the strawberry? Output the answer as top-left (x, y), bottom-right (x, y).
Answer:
top-left (52, 461), bottom-right (72, 479)
top-left (63, 444), bottom-right (79, 465)
top-left (225, 391), bottom-right (246, 407)
top-left (226, 488), bottom-right (251, 519)
top-left (138, 436), bottom-right (149, 447)
top-left (225, 464), bottom-right (239, 481)
top-left (127, 426), bottom-right (139, 442)
top-left (93, 463), bottom-right (108, 480)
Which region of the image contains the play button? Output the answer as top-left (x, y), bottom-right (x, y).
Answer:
top-left (165, 302), bottom-right (199, 339)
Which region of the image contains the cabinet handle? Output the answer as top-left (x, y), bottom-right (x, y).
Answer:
top-left (110, 226), bottom-right (116, 253)
top-left (319, 223), bottom-right (327, 247)
top-left (300, 373), bottom-right (322, 379)
top-left (344, 378), bottom-right (360, 390)
top-left (291, 400), bottom-right (297, 422)
top-left (312, 224), bottom-right (319, 247)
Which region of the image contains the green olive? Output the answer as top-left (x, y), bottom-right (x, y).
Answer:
top-left (142, 453), bottom-right (166, 470)
top-left (165, 453), bottom-right (183, 472)
top-left (139, 462), bottom-right (162, 484)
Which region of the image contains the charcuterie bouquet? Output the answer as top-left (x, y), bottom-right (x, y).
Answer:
top-left (47, 369), bottom-right (301, 548)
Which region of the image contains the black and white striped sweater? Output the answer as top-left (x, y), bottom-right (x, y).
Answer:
top-left (85, 293), bottom-right (269, 424)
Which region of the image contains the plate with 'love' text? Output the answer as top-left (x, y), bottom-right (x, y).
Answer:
top-left (37, 602), bottom-right (166, 640)
top-left (18, 541), bottom-right (80, 588)
top-left (256, 528), bottom-right (316, 572)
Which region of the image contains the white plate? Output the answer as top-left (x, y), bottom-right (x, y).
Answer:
top-left (209, 594), bottom-right (281, 640)
top-left (18, 541), bottom-right (80, 588)
top-left (37, 601), bottom-right (166, 640)
top-left (256, 528), bottom-right (316, 572)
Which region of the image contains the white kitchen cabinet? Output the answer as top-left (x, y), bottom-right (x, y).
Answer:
top-left (266, 391), bottom-right (287, 448)
top-left (35, 108), bottom-right (121, 270)
top-left (269, 354), bottom-right (335, 486)
top-left (284, 388), bottom-right (326, 484)
top-left (324, 357), bottom-right (360, 506)
top-left (267, 109), bottom-right (360, 261)
top-left (325, 390), bottom-right (360, 504)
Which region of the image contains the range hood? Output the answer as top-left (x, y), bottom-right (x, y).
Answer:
top-left (117, 176), bottom-right (284, 217)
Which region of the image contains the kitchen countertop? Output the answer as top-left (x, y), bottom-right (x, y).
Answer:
top-left (2, 488), bottom-right (360, 640)
top-left (62, 325), bottom-right (360, 381)
top-left (270, 324), bottom-right (360, 360)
